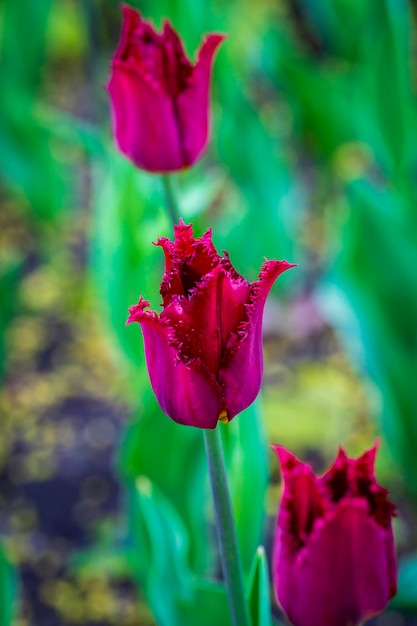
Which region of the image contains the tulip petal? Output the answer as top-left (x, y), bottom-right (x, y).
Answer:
top-left (161, 21), bottom-right (193, 96)
top-left (108, 64), bottom-right (185, 172)
top-left (275, 500), bottom-right (397, 626)
top-left (272, 446), bottom-right (325, 549)
top-left (162, 265), bottom-right (250, 377)
top-left (127, 298), bottom-right (222, 428)
top-left (113, 5), bottom-right (142, 62)
top-left (113, 6), bottom-right (192, 96)
top-left (177, 34), bottom-right (225, 164)
top-left (157, 223), bottom-right (220, 304)
top-left (108, 7), bottom-right (223, 171)
top-left (219, 260), bottom-right (294, 421)
top-left (321, 447), bottom-right (350, 502)
top-left (126, 222), bottom-right (295, 427)
top-left (273, 445), bottom-right (397, 626)
top-left (108, 7), bottom-right (223, 172)
top-left (321, 442), bottom-right (396, 527)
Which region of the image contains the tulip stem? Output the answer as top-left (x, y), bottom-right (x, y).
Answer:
top-left (203, 427), bottom-right (251, 626)
top-left (161, 174), bottom-right (180, 225)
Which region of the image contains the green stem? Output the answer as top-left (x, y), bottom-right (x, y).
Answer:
top-left (161, 174), bottom-right (180, 225)
top-left (203, 427), bottom-right (251, 626)
top-left (160, 175), bottom-right (248, 625)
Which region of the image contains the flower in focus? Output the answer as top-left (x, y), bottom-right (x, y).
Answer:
top-left (127, 221), bottom-right (294, 428)
top-left (107, 5), bottom-right (224, 173)
top-left (272, 443), bottom-right (397, 626)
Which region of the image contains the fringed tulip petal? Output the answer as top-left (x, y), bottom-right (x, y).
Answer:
top-left (219, 260), bottom-right (295, 420)
top-left (272, 444), bottom-right (397, 626)
top-left (128, 223), bottom-right (294, 428)
top-left (127, 299), bottom-right (222, 428)
top-left (162, 265), bottom-right (250, 377)
top-left (279, 503), bottom-right (395, 626)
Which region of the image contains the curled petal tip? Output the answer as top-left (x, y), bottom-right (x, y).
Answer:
top-left (278, 260), bottom-right (298, 274)
top-left (354, 440), bottom-right (380, 475)
top-left (259, 259), bottom-right (296, 283)
top-left (121, 3), bottom-right (139, 18)
top-left (335, 446), bottom-right (348, 462)
top-left (363, 438), bottom-right (381, 460)
top-left (271, 445), bottom-right (302, 474)
top-left (200, 32), bottom-right (227, 53)
top-left (126, 297), bottom-right (152, 325)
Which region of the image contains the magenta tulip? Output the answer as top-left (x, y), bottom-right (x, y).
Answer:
top-left (272, 443), bottom-right (397, 626)
top-left (107, 5), bottom-right (224, 173)
top-left (127, 221), bottom-right (293, 428)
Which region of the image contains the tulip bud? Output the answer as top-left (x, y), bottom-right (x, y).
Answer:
top-left (107, 5), bottom-right (224, 173)
top-left (272, 443), bottom-right (397, 626)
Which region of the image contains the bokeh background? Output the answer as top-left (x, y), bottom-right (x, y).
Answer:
top-left (1, 0), bottom-right (417, 624)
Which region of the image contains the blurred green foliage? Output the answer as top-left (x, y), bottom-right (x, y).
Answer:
top-left (2, 0), bottom-right (417, 623)
top-left (0, 545), bottom-right (17, 626)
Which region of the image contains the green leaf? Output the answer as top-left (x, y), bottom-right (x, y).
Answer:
top-left (0, 254), bottom-right (22, 381)
top-left (356, 0), bottom-right (416, 178)
top-left (0, 0), bottom-right (53, 94)
top-left (119, 394), bottom-right (211, 573)
top-left (0, 0), bottom-right (69, 221)
top-left (91, 151), bottom-right (166, 371)
top-left (215, 93), bottom-right (296, 270)
top-left (221, 401), bottom-right (269, 572)
top-left (126, 477), bottom-right (235, 626)
top-left (247, 547), bottom-right (272, 626)
top-left (179, 578), bottom-right (232, 626)
top-left (326, 179), bottom-right (417, 496)
top-left (0, 544), bottom-right (17, 626)
top-left (0, 91), bottom-right (66, 221)
top-left (126, 477), bottom-right (193, 626)
top-left (266, 22), bottom-right (355, 159)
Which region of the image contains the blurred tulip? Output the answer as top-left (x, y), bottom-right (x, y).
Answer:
top-left (272, 443), bottom-right (397, 626)
top-left (107, 5), bottom-right (224, 172)
top-left (127, 221), bottom-right (293, 428)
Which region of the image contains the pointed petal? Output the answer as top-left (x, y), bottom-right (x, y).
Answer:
top-left (274, 501), bottom-right (397, 626)
top-left (219, 260), bottom-right (294, 421)
top-left (271, 445), bottom-right (304, 477)
top-left (112, 5), bottom-right (143, 62)
top-left (157, 223), bottom-right (220, 304)
top-left (353, 440), bottom-right (378, 477)
top-left (163, 265), bottom-right (250, 377)
top-left (127, 298), bottom-right (222, 428)
top-left (108, 7), bottom-right (190, 171)
top-left (272, 446), bottom-right (324, 553)
top-left (161, 21), bottom-right (192, 95)
top-left (352, 441), bottom-right (396, 528)
top-left (111, 7), bottom-right (168, 84)
top-left (176, 34), bottom-right (225, 165)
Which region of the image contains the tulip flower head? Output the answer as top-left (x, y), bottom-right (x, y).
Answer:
top-left (272, 443), bottom-right (397, 626)
top-left (127, 221), bottom-right (294, 428)
top-left (107, 5), bottom-right (224, 172)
